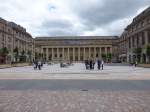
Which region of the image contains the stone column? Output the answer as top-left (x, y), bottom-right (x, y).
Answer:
top-left (57, 48), bottom-right (59, 60)
top-left (89, 47), bottom-right (91, 58)
top-left (78, 47), bottom-right (80, 61)
top-left (73, 48), bottom-right (75, 61)
top-left (145, 31), bottom-right (148, 45)
top-left (41, 47), bottom-right (44, 60)
top-left (84, 47), bottom-right (86, 60)
top-left (46, 48), bottom-right (49, 61)
top-left (99, 47), bottom-right (102, 58)
top-left (62, 48), bottom-right (65, 61)
top-left (145, 31), bottom-right (149, 63)
top-left (130, 37), bottom-right (134, 63)
top-left (68, 48), bottom-right (70, 61)
top-left (52, 48), bottom-right (54, 61)
top-left (94, 47), bottom-right (96, 59)
top-left (105, 47), bottom-right (107, 55)
top-left (41, 47), bottom-right (43, 55)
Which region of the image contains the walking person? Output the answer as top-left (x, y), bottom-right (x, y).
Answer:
top-left (92, 59), bottom-right (95, 70)
top-left (33, 62), bottom-right (36, 70)
top-left (85, 59), bottom-right (89, 70)
top-left (38, 61), bottom-right (42, 70)
top-left (101, 60), bottom-right (104, 70)
top-left (97, 59), bottom-right (101, 70)
top-left (135, 60), bottom-right (138, 67)
top-left (89, 59), bottom-right (93, 70)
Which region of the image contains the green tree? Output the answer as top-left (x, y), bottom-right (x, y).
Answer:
top-left (21, 50), bottom-right (25, 56)
top-left (133, 47), bottom-right (142, 63)
top-left (13, 47), bottom-right (19, 62)
top-left (146, 45), bottom-right (150, 63)
top-left (101, 54), bottom-right (106, 62)
top-left (107, 53), bottom-right (112, 62)
top-left (0, 47), bottom-right (9, 56)
top-left (27, 51), bottom-right (32, 56)
top-left (0, 47), bottom-right (9, 64)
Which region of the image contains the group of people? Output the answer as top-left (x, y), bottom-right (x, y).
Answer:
top-left (85, 59), bottom-right (104, 70)
top-left (33, 60), bottom-right (43, 70)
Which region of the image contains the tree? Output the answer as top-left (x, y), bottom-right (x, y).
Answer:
top-left (133, 47), bottom-right (142, 63)
top-left (107, 53), bottom-right (112, 62)
top-left (146, 45), bottom-right (150, 63)
top-left (13, 47), bottom-right (19, 55)
top-left (101, 54), bottom-right (106, 62)
top-left (21, 50), bottom-right (25, 56)
top-left (27, 51), bottom-right (32, 56)
top-left (0, 47), bottom-right (9, 64)
top-left (0, 47), bottom-right (9, 56)
top-left (13, 47), bottom-right (19, 62)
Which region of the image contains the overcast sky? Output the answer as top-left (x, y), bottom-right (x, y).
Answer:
top-left (0, 0), bottom-right (149, 37)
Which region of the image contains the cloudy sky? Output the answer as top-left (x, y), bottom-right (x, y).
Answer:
top-left (0, 0), bottom-right (149, 37)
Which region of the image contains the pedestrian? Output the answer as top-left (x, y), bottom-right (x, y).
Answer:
top-left (85, 59), bottom-right (89, 70)
top-left (97, 59), bottom-right (101, 70)
top-left (33, 62), bottom-right (36, 70)
top-left (89, 59), bottom-right (93, 70)
top-left (92, 59), bottom-right (95, 70)
top-left (101, 60), bottom-right (104, 70)
top-left (38, 61), bottom-right (42, 70)
top-left (135, 61), bottom-right (138, 67)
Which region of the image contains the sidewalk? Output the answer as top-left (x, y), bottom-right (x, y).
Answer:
top-left (0, 63), bottom-right (150, 80)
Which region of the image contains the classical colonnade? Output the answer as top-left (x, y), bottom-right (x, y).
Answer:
top-left (42, 46), bottom-right (112, 61)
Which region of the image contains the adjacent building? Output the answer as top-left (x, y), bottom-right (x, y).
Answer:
top-left (119, 6), bottom-right (150, 63)
top-left (35, 36), bottom-right (118, 62)
top-left (0, 18), bottom-right (34, 64)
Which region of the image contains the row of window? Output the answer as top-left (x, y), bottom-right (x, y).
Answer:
top-left (129, 17), bottom-right (150, 33)
top-left (128, 31), bottom-right (150, 48)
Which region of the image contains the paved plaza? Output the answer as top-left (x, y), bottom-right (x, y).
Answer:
top-left (0, 63), bottom-right (150, 80)
top-left (0, 90), bottom-right (150, 112)
top-left (0, 63), bottom-right (150, 112)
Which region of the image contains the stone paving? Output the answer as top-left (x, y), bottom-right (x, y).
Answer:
top-left (0, 90), bottom-right (150, 112)
top-left (0, 63), bottom-right (150, 80)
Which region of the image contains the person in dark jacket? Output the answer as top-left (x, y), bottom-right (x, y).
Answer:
top-left (89, 59), bottom-right (93, 70)
top-left (97, 59), bottom-right (101, 70)
top-left (85, 59), bottom-right (89, 70)
top-left (92, 59), bottom-right (95, 70)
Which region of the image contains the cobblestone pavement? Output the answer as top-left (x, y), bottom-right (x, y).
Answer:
top-left (0, 90), bottom-right (150, 112)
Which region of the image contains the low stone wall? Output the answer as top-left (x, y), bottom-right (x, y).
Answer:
top-left (138, 64), bottom-right (150, 68)
top-left (0, 63), bottom-right (31, 69)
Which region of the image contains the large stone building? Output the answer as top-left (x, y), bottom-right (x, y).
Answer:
top-left (0, 18), bottom-right (34, 63)
top-left (119, 6), bottom-right (150, 63)
top-left (35, 36), bottom-right (118, 62)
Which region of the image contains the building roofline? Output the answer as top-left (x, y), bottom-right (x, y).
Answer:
top-left (35, 36), bottom-right (119, 40)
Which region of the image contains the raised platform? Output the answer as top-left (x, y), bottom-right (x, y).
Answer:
top-left (0, 63), bottom-right (31, 69)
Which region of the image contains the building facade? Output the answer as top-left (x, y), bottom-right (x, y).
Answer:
top-left (119, 6), bottom-right (150, 63)
top-left (0, 18), bottom-right (34, 64)
top-left (35, 36), bottom-right (118, 62)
